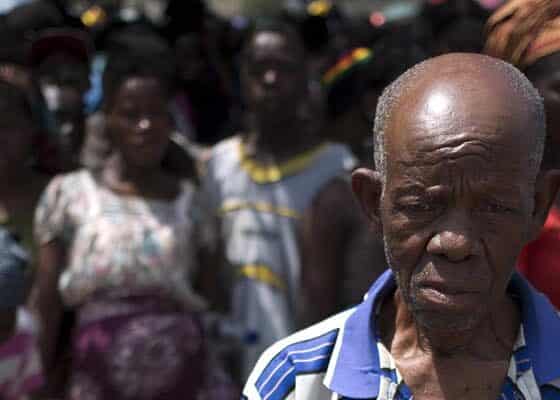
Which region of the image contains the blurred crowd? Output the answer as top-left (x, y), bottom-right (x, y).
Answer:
top-left (0, 0), bottom-right (559, 398)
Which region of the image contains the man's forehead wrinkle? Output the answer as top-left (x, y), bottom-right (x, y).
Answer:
top-left (388, 161), bottom-right (527, 198)
top-left (388, 140), bottom-right (530, 184)
top-left (391, 131), bottom-right (505, 167)
top-left (391, 182), bottom-right (450, 197)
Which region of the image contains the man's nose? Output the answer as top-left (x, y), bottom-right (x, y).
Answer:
top-left (137, 118), bottom-right (152, 131)
top-left (426, 230), bottom-right (479, 262)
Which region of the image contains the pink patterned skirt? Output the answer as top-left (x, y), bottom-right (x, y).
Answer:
top-left (67, 290), bottom-right (238, 400)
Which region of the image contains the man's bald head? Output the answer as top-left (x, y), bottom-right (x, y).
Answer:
top-left (373, 53), bottom-right (545, 180)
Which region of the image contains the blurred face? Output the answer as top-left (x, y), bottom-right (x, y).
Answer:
top-left (175, 35), bottom-right (207, 83)
top-left (380, 80), bottom-right (538, 333)
top-left (0, 92), bottom-right (34, 174)
top-left (243, 31), bottom-right (306, 120)
top-left (106, 76), bottom-right (171, 169)
top-left (38, 55), bottom-right (90, 95)
top-left (42, 84), bottom-right (85, 168)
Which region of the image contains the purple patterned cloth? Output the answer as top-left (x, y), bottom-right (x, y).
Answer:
top-left (67, 290), bottom-right (237, 400)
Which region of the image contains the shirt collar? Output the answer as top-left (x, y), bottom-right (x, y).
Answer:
top-left (508, 272), bottom-right (560, 385)
top-left (325, 269), bottom-right (560, 398)
top-left (324, 269), bottom-right (394, 398)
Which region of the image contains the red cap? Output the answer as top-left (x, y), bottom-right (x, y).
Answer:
top-left (30, 28), bottom-right (92, 67)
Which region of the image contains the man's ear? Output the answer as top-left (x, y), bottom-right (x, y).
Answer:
top-left (351, 168), bottom-right (383, 232)
top-left (530, 169), bottom-right (560, 240)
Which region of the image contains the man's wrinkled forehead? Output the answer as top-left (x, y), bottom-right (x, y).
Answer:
top-left (385, 74), bottom-right (534, 171)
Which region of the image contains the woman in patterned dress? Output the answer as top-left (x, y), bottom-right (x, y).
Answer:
top-left (33, 48), bottom-right (232, 399)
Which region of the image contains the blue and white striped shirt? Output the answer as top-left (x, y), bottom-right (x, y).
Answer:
top-left (243, 270), bottom-right (560, 400)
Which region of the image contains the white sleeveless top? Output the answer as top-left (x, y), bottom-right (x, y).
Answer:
top-left (203, 136), bottom-right (356, 378)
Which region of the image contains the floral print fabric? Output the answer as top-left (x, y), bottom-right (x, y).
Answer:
top-left (34, 170), bottom-right (206, 309)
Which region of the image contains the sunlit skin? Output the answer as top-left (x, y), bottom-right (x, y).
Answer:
top-left (352, 54), bottom-right (560, 399)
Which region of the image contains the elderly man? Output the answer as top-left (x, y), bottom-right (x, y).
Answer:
top-left (242, 53), bottom-right (560, 400)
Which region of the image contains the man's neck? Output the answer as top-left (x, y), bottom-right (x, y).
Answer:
top-left (244, 117), bottom-right (320, 162)
top-left (104, 153), bottom-right (162, 189)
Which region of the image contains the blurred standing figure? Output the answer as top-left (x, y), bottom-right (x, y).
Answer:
top-left (30, 29), bottom-right (92, 174)
top-left (33, 50), bottom-right (235, 399)
top-left (203, 23), bottom-right (362, 379)
top-left (173, 32), bottom-right (233, 145)
top-left (485, 0), bottom-right (560, 309)
top-left (0, 63), bottom-right (49, 259)
top-left (165, 0), bottom-right (234, 145)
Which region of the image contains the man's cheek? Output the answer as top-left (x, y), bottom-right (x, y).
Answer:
top-left (384, 223), bottom-right (429, 261)
top-left (480, 225), bottom-right (528, 263)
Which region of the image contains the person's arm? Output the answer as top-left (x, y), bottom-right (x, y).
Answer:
top-left (196, 222), bottom-right (228, 312)
top-left (299, 178), bottom-right (387, 326)
top-left (192, 177), bottom-right (228, 312)
top-left (29, 176), bottom-right (69, 397)
top-left (33, 240), bottom-right (65, 395)
top-left (299, 179), bottom-right (357, 326)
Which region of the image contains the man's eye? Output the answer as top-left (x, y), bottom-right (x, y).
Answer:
top-left (477, 202), bottom-right (515, 214)
top-left (399, 202), bottom-right (436, 213)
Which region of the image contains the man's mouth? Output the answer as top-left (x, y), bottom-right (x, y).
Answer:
top-left (415, 283), bottom-right (484, 310)
top-left (418, 281), bottom-right (482, 294)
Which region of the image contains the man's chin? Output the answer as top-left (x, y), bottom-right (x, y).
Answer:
top-left (415, 286), bottom-right (485, 312)
top-left (410, 293), bottom-right (487, 333)
top-left (413, 308), bottom-right (482, 334)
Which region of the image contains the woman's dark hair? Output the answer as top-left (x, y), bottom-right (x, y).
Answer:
top-left (102, 33), bottom-right (175, 107)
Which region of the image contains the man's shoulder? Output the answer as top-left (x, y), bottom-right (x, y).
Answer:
top-left (243, 308), bottom-right (355, 400)
top-left (204, 136), bottom-right (242, 181)
top-left (314, 142), bottom-right (357, 176)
